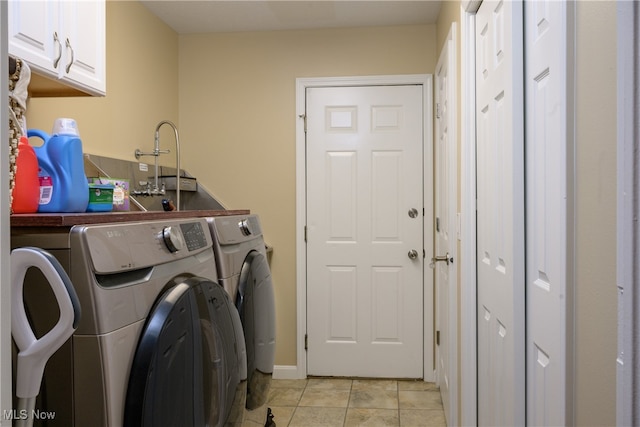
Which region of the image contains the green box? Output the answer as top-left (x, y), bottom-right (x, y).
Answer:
top-left (87, 183), bottom-right (114, 212)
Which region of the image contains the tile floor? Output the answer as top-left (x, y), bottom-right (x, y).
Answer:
top-left (244, 378), bottom-right (447, 427)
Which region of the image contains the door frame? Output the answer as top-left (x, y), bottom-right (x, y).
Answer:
top-left (0, 0), bottom-right (10, 416)
top-left (617, 1), bottom-right (640, 424)
top-left (295, 74), bottom-right (434, 381)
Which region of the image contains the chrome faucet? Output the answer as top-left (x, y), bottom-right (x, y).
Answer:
top-left (134, 120), bottom-right (181, 211)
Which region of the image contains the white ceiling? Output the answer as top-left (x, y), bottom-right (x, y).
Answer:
top-left (140, 0), bottom-right (443, 34)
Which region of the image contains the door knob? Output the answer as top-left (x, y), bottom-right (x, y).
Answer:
top-left (429, 253), bottom-right (453, 268)
top-left (408, 250), bottom-right (419, 260)
top-left (408, 208), bottom-right (419, 218)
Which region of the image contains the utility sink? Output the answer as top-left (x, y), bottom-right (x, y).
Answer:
top-left (84, 154), bottom-right (226, 212)
top-left (159, 175), bottom-right (197, 192)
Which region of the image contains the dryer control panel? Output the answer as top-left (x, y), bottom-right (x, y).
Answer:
top-left (210, 215), bottom-right (263, 245)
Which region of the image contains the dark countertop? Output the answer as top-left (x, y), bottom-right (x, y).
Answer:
top-left (10, 210), bottom-right (250, 228)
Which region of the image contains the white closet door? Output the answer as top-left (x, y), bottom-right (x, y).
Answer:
top-left (475, 0), bottom-right (525, 425)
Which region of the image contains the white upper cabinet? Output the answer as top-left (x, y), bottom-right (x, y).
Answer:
top-left (8, 0), bottom-right (106, 96)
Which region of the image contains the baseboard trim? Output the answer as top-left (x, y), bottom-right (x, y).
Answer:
top-left (273, 365), bottom-right (305, 380)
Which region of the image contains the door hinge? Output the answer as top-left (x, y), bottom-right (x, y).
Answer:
top-left (299, 114), bottom-right (307, 132)
top-left (436, 103), bottom-right (441, 119)
top-left (436, 330), bottom-right (440, 346)
top-left (305, 333), bottom-right (308, 350)
top-left (304, 225), bottom-right (307, 242)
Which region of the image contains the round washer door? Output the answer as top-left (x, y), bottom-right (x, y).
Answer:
top-left (237, 250), bottom-right (276, 409)
top-left (124, 277), bottom-right (246, 427)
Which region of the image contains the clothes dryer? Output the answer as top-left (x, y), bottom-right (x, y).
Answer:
top-left (206, 215), bottom-right (276, 411)
top-left (11, 218), bottom-right (246, 427)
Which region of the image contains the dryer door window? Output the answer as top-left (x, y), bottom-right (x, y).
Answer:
top-left (124, 282), bottom-right (203, 427)
top-left (124, 277), bottom-right (246, 427)
top-left (195, 277), bottom-right (247, 426)
top-left (237, 250), bottom-right (276, 409)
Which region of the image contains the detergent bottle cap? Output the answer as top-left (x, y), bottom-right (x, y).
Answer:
top-left (52, 118), bottom-right (79, 136)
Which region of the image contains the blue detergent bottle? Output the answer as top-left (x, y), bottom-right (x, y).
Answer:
top-left (28, 119), bottom-right (89, 213)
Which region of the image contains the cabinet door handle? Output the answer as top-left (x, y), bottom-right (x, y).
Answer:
top-left (53, 32), bottom-right (62, 69)
top-left (65, 38), bottom-right (74, 73)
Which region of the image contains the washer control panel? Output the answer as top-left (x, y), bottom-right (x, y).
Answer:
top-left (162, 226), bottom-right (185, 253)
top-left (80, 218), bottom-right (213, 274)
top-left (238, 218), bottom-right (253, 236)
top-left (179, 221), bottom-right (209, 252)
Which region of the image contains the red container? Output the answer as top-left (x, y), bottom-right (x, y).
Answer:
top-left (11, 136), bottom-right (40, 213)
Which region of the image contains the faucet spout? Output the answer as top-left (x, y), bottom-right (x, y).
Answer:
top-left (134, 120), bottom-right (181, 210)
top-left (155, 120), bottom-right (181, 211)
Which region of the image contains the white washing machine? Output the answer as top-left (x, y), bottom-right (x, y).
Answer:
top-left (11, 218), bottom-right (247, 427)
top-left (206, 215), bottom-right (276, 414)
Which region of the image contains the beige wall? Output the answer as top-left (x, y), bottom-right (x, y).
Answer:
top-left (436, 1), bottom-right (460, 56)
top-left (26, 1), bottom-right (179, 163)
top-left (574, 1), bottom-right (617, 424)
top-left (178, 25), bottom-right (437, 365)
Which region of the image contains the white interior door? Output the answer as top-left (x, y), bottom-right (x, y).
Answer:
top-left (435, 24), bottom-right (457, 426)
top-left (306, 85), bottom-right (424, 378)
top-left (525, 1), bottom-right (568, 425)
top-left (475, 1), bottom-right (525, 425)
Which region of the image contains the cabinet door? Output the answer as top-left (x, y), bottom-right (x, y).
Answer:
top-left (8, 0), bottom-right (106, 96)
top-left (8, 0), bottom-right (60, 79)
top-left (60, 0), bottom-right (105, 95)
